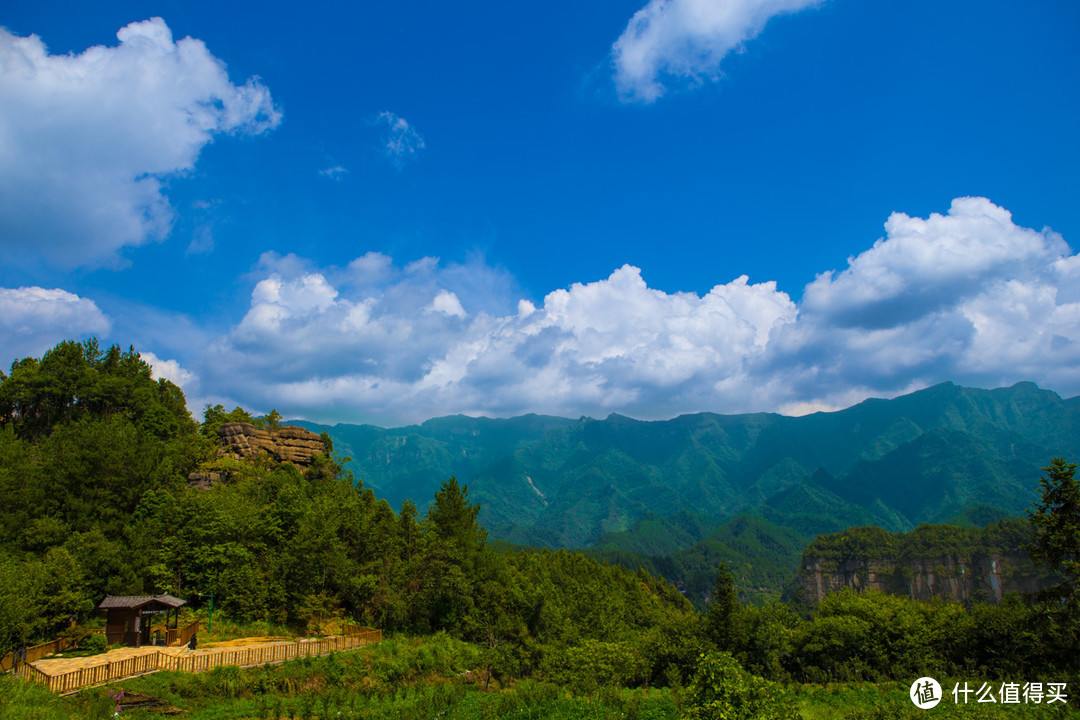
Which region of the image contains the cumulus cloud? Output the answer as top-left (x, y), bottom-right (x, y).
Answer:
top-left (429, 291), bottom-right (467, 318)
top-left (0, 18), bottom-right (280, 268)
top-left (141, 351), bottom-right (198, 388)
top-left (375, 112), bottom-right (425, 168)
top-left (184, 197), bottom-right (1080, 424)
top-left (612, 0), bottom-right (822, 102)
top-left (197, 256), bottom-right (798, 423)
top-left (0, 287), bottom-right (112, 366)
top-left (771, 197), bottom-right (1080, 409)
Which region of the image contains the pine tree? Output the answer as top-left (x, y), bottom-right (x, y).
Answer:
top-left (1028, 458), bottom-right (1080, 607)
top-left (704, 563), bottom-right (741, 650)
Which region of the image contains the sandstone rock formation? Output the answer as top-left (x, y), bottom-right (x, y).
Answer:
top-left (188, 422), bottom-right (327, 488)
top-left (217, 422), bottom-right (326, 464)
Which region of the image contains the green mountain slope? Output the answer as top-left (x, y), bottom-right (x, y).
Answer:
top-left (297, 382), bottom-right (1080, 554)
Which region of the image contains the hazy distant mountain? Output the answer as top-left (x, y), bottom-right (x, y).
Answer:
top-left (294, 382), bottom-right (1080, 554)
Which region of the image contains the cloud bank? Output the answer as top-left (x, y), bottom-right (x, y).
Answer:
top-left (0, 18), bottom-right (280, 268)
top-left (6, 198), bottom-right (1076, 424)
top-left (612, 0), bottom-right (823, 102)
top-left (184, 197), bottom-right (1080, 424)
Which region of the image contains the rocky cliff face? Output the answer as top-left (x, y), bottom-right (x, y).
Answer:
top-left (799, 552), bottom-right (1051, 603)
top-left (188, 422), bottom-right (327, 488)
top-left (217, 422), bottom-right (326, 464)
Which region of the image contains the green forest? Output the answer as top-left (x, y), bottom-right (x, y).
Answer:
top-left (1, 340), bottom-right (1079, 719)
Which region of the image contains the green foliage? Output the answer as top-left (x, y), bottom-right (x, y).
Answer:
top-left (803, 526), bottom-right (897, 564)
top-left (308, 380), bottom-right (1080, 556)
top-left (1028, 458), bottom-right (1080, 605)
top-left (683, 651), bottom-right (799, 720)
top-left (0, 339), bottom-right (197, 441)
top-left (0, 557), bottom-right (44, 660)
top-left (201, 404), bottom-right (255, 437)
top-left (541, 639), bottom-right (647, 691)
top-left (704, 563), bottom-right (740, 650)
top-left (82, 632), bottom-right (108, 653)
top-left (592, 513), bottom-right (812, 607)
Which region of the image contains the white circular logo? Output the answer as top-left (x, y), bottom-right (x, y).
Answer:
top-left (910, 677), bottom-right (942, 709)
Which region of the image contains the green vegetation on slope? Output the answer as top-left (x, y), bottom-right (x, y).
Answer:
top-left (303, 381), bottom-right (1080, 552)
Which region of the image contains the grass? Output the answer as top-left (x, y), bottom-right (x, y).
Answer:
top-left (3, 634), bottom-right (1078, 719)
top-left (795, 682), bottom-right (1080, 719)
top-left (165, 611), bottom-right (297, 646)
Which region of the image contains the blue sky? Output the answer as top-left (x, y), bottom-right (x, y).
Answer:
top-left (2, 0), bottom-right (1079, 425)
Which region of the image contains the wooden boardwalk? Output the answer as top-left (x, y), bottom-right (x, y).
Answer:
top-left (23, 628), bottom-right (382, 695)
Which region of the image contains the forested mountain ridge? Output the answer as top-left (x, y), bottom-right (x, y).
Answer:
top-left (297, 381), bottom-right (1080, 549)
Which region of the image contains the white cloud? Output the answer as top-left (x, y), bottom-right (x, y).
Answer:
top-left (376, 111), bottom-right (425, 168)
top-left (0, 287), bottom-right (112, 366)
top-left (612, 0), bottom-right (823, 102)
top-left (800, 197), bottom-right (1067, 326)
top-left (429, 290), bottom-right (467, 318)
top-left (195, 257), bottom-right (798, 424)
top-left (772, 197), bottom-right (1080, 409)
top-left (0, 18), bottom-right (280, 268)
top-left (141, 351), bottom-right (198, 388)
top-left (171, 198), bottom-right (1080, 425)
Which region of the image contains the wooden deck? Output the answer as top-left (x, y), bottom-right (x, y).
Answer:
top-left (33, 644), bottom-right (192, 676)
top-left (24, 628), bottom-right (382, 695)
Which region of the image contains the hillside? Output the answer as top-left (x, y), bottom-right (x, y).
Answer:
top-left (297, 381), bottom-right (1080, 551)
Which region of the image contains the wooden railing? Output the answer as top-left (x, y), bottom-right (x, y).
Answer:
top-left (1, 637), bottom-right (77, 673)
top-left (165, 620), bottom-right (200, 647)
top-left (24, 628), bottom-right (382, 695)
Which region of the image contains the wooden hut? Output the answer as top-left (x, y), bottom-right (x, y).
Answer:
top-left (99, 594), bottom-right (186, 647)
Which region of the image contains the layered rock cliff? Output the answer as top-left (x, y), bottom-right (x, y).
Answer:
top-left (798, 521), bottom-right (1057, 603)
top-left (799, 551), bottom-right (1049, 603)
top-left (188, 422), bottom-right (327, 488)
top-left (217, 422), bottom-right (326, 464)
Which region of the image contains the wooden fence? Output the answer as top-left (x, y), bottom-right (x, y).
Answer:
top-left (24, 628), bottom-right (382, 695)
top-left (1, 637), bottom-right (77, 673)
top-left (165, 620), bottom-right (200, 647)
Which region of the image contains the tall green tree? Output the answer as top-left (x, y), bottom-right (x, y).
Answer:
top-left (704, 563), bottom-right (741, 651)
top-left (1028, 457), bottom-right (1080, 607)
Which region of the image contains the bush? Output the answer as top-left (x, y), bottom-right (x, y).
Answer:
top-left (82, 632), bottom-right (108, 653)
top-left (684, 651), bottom-right (799, 720)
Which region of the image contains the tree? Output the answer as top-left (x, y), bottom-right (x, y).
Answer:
top-left (704, 563), bottom-right (741, 651)
top-left (265, 409), bottom-right (283, 432)
top-left (426, 477), bottom-right (486, 554)
top-left (201, 404), bottom-right (255, 437)
top-left (0, 559), bottom-right (45, 665)
top-left (1027, 458), bottom-right (1080, 607)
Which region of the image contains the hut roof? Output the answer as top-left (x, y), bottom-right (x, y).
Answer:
top-left (98, 594), bottom-right (187, 610)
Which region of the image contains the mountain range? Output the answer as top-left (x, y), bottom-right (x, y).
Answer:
top-left (293, 381), bottom-right (1080, 601)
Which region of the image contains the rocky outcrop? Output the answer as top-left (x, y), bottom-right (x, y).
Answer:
top-left (188, 422), bottom-right (327, 488)
top-left (799, 552), bottom-right (1053, 604)
top-left (217, 422), bottom-right (326, 464)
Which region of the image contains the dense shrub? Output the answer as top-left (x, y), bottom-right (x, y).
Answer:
top-left (683, 651), bottom-right (799, 720)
